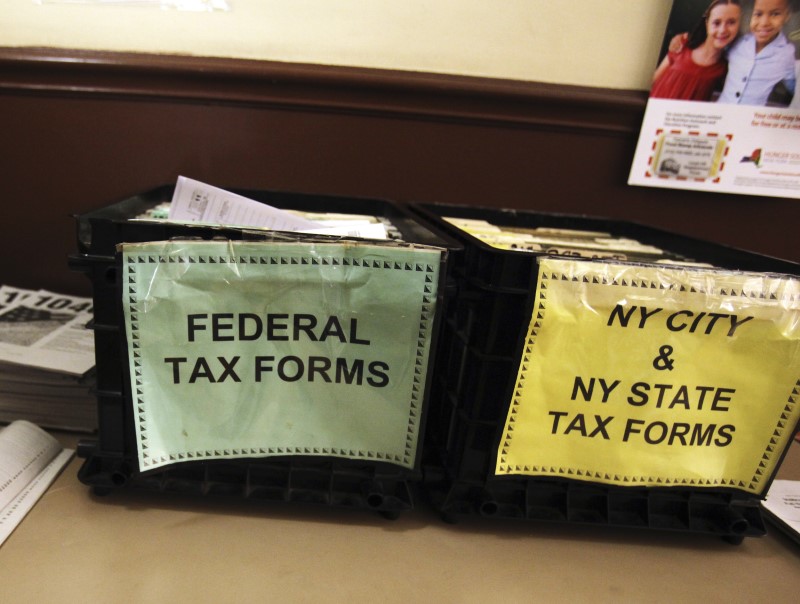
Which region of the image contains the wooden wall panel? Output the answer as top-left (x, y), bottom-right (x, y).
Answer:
top-left (0, 50), bottom-right (797, 296)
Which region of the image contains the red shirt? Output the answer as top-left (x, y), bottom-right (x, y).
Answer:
top-left (650, 47), bottom-right (728, 101)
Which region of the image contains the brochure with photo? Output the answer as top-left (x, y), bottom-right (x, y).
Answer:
top-left (629, 0), bottom-right (800, 199)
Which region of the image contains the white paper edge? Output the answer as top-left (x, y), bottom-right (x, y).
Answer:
top-left (0, 448), bottom-right (74, 547)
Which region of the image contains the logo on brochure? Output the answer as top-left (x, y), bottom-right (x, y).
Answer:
top-left (740, 148), bottom-right (762, 168)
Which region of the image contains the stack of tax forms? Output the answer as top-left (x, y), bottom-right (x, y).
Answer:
top-left (0, 286), bottom-right (96, 432)
top-left (136, 176), bottom-right (401, 240)
top-left (442, 217), bottom-right (709, 266)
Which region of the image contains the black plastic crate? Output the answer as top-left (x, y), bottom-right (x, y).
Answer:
top-left (442, 337), bottom-right (515, 422)
top-left (70, 185), bottom-right (460, 517)
top-left (75, 186), bottom-right (453, 257)
top-left (433, 477), bottom-right (766, 537)
top-left (415, 202), bottom-right (800, 542)
top-left (450, 284), bottom-right (530, 357)
top-left (414, 203), bottom-right (800, 290)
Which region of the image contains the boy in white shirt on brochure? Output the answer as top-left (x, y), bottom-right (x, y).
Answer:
top-left (717, 0), bottom-right (796, 104)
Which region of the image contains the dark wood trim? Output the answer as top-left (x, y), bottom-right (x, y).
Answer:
top-left (6, 46), bottom-right (797, 297)
top-left (0, 47), bottom-right (647, 135)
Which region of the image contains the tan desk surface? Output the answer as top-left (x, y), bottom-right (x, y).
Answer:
top-left (2, 437), bottom-right (798, 602)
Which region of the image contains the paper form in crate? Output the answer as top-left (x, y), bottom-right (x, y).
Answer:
top-left (170, 176), bottom-right (323, 231)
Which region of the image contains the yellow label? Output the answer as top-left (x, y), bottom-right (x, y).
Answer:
top-left (496, 258), bottom-right (800, 495)
top-left (652, 134), bottom-right (727, 179)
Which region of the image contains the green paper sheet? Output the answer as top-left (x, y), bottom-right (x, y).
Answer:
top-left (121, 239), bottom-right (443, 471)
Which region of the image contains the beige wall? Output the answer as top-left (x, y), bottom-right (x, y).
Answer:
top-left (3, 0), bottom-right (672, 90)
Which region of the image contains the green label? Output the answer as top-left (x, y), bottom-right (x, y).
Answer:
top-left (122, 240), bottom-right (442, 471)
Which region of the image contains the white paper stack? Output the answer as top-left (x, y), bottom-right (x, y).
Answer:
top-left (0, 286), bottom-right (96, 432)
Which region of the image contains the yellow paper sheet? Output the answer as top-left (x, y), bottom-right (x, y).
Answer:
top-left (496, 258), bottom-right (800, 495)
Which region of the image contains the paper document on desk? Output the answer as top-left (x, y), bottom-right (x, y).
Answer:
top-left (762, 480), bottom-right (800, 545)
top-left (0, 290), bottom-right (94, 376)
top-left (0, 286), bottom-right (37, 310)
top-left (0, 421), bottom-right (74, 547)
